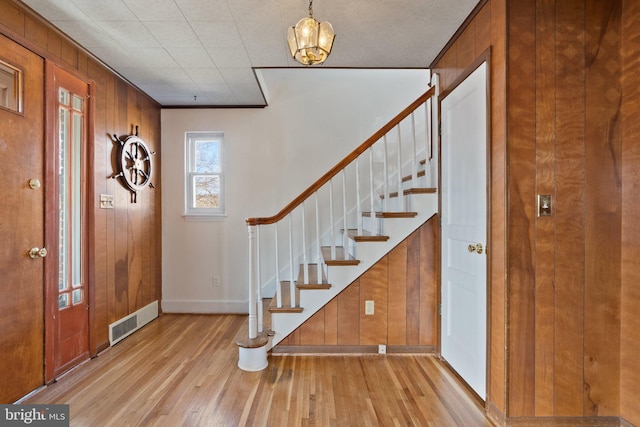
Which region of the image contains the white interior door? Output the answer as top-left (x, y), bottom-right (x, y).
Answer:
top-left (440, 61), bottom-right (487, 398)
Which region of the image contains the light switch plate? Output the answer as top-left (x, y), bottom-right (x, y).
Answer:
top-left (538, 194), bottom-right (552, 217)
top-left (100, 194), bottom-right (114, 209)
top-left (365, 300), bottom-right (374, 315)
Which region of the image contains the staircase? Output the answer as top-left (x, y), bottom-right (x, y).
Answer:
top-left (237, 77), bottom-right (440, 371)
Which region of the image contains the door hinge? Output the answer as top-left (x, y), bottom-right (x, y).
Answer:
top-left (438, 303), bottom-right (442, 316)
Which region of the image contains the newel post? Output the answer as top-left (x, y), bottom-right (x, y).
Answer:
top-left (236, 223), bottom-right (268, 372)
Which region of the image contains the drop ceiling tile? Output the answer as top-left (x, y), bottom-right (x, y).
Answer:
top-left (22, 0), bottom-right (88, 21)
top-left (218, 68), bottom-right (258, 85)
top-left (51, 20), bottom-right (119, 48)
top-left (175, 0), bottom-right (233, 21)
top-left (144, 21), bottom-right (201, 48)
top-left (123, 0), bottom-right (186, 21)
top-left (206, 47), bottom-right (251, 68)
top-left (167, 47), bottom-right (216, 68)
top-left (184, 68), bottom-right (225, 84)
top-left (95, 20), bottom-right (160, 48)
top-left (69, 0), bottom-right (136, 21)
top-left (191, 21), bottom-right (244, 49)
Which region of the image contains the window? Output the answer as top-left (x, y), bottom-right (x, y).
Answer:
top-left (185, 132), bottom-right (225, 219)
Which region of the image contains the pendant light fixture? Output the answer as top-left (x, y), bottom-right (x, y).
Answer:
top-left (287, 0), bottom-right (335, 65)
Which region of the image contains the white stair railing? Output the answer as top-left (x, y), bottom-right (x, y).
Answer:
top-left (243, 86), bottom-right (437, 342)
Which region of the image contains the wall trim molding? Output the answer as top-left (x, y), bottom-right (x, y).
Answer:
top-left (161, 299), bottom-right (247, 314)
top-left (271, 345), bottom-right (436, 355)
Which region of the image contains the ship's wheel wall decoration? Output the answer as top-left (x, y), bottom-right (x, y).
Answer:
top-left (111, 125), bottom-right (155, 203)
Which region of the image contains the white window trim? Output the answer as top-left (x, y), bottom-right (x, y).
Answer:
top-left (183, 131), bottom-right (226, 220)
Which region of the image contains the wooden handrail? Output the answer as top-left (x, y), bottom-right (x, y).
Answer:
top-left (246, 86), bottom-right (435, 226)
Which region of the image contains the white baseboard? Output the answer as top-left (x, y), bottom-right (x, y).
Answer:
top-left (162, 299), bottom-right (247, 314)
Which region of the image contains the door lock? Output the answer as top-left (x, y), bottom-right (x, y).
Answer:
top-left (28, 247), bottom-right (48, 259)
top-left (468, 243), bottom-right (483, 254)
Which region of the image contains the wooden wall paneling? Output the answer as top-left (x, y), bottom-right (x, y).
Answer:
top-left (488, 0), bottom-right (507, 416)
top-left (583, 0), bottom-right (622, 417)
top-left (387, 241), bottom-right (408, 345)
top-left (506, 0), bottom-right (537, 416)
top-left (359, 257), bottom-right (388, 345)
top-left (620, 2), bottom-right (640, 425)
top-left (127, 87), bottom-right (144, 312)
top-left (46, 29), bottom-right (61, 58)
top-left (533, 0), bottom-right (557, 417)
top-left (88, 59), bottom-right (110, 351)
top-left (114, 79), bottom-right (130, 321)
top-left (456, 20), bottom-right (477, 73)
top-left (24, 13), bottom-right (47, 48)
top-left (106, 73), bottom-right (117, 326)
top-left (419, 217), bottom-right (437, 346)
top-left (554, 0), bottom-right (586, 416)
top-left (323, 298), bottom-right (338, 345)
top-left (405, 230), bottom-right (421, 345)
top-left (0, 1), bottom-right (24, 35)
top-left (337, 279), bottom-right (360, 345)
top-left (299, 307), bottom-right (326, 346)
top-left (475, 3), bottom-right (492, 57)
top-left (60, 39), bottom-right (77, 69)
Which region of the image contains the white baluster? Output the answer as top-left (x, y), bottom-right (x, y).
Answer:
top-left (247, 224), bottom-right (257, 339)
top-left (369, 147), bottom-right (375, 216)
top-left (256, 226), bottom-right (262, 333)
top-left (274, 224), bottom-right (282, 308)
top-left (411, 112), bottom-right (417, 188)
top-left (329, 179), bottom-right (336, 260)
top-left (383, 135), bottom-right (389, 212)
top-left (315, 192), bottom-right (322, 284)
top-left (288, 214), bottom-right (296, 308)
top-left (356, 157), bottom-right (363, 235)
top-left (342, 170), bottom-right (348, 259)
top-left (302, 203), bottom-right (309, 284)
top-left (397, 125), bottom-right (405, 211)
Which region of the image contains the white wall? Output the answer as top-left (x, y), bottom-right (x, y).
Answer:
top-left (161, 68), bottom-right (429, 313)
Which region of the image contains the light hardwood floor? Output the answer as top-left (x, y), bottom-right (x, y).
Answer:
top-left (25, 314), bottom-right (494, 426)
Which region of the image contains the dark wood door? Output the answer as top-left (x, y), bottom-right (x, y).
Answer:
top-left (0, 34), bottom-right (45, 403)
top-left (45, 63), bottom-right (90, 380)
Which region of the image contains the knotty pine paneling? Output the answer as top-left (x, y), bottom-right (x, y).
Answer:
top-left (0, 0), bottom-right (162, 356)
top-left (278, 218), bottom-right (438, 349)
top-left (620, 1), bottom-right (640, 426)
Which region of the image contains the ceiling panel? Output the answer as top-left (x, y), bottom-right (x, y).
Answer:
top-left (21, 0), bottom-right (479, 106)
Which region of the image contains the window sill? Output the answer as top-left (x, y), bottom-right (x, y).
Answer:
top-left (182, 213), bottom-right (228, 222)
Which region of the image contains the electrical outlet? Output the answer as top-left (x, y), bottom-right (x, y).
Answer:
top-left (378, 344), bottom-right (386, 354)
top-left (212, 276), bottom-right (220, 287)
top-left (365, 300), bottom-right (374, 315)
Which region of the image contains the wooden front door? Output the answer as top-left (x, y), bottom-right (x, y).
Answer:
top-left (0, 34), bottom-right (45, 403)
top-left (44, 63), bottom-right (91, 381)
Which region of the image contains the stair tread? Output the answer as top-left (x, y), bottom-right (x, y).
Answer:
top-left (362, 211), bottom-right (418, 218)
top-left (382, 187), bottom-right (437, 199)
top-left (321, 246), bottom-right (360, 265)
top-left (269, 282), bottom-right (303, 313)
top-left (402, 169), bottom-right (426, 182)
top-left (341, 229), bottom-right (390, 242)
top-left (296, 264), bottom-right (331, 289)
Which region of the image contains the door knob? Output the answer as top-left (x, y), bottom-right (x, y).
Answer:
top-left (28, 247), bottom-right (48, 259)
top-left (467, 243), bottom-right (483, 254)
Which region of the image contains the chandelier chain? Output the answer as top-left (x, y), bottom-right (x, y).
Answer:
top-left (308, 0), bottom-right (313, 17)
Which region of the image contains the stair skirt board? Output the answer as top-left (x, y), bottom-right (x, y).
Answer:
top-left (268, 193), bottom-right (438, 349)
top-left (271, 345), bottom-right (437, 355)
top-left (109, 300), bottom-right (159, 345)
